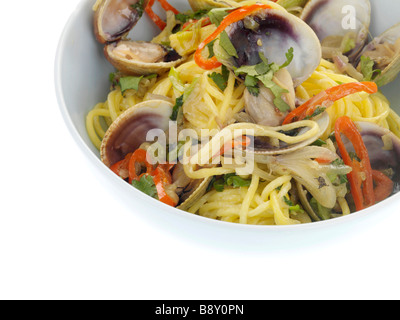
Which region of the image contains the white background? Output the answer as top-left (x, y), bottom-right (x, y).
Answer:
top-left (1, 0), bottom-right (400, 300)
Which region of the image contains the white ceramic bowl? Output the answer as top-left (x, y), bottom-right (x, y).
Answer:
top-left (55, 0), bottom-right (400, 249)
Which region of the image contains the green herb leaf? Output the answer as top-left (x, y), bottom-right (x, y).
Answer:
top-left (311, 139), bottom-right (327, 147)
top-left (280, 47), bottom-right (294, 69)
top-left (206, 39), bottom-right (217, 58)
top-left (219, 31), bottom-right (239, 58)
top-left (360, 56), bottom-right (381, 82)
top-left (119, 76), bottom-right (143, 93)
top-left (132, 175), bottom-right (158, 199)
top-left (213, 178), bottom-right (225, 192)
top-left (225, 174), bottom-right (252, 188)
top-left (303, 106), bottom-right (326, 120)
top-left (170, 95), bottom-right (184, 121)
top-left (207, 8), bottom-right (229, 26)
top-left (234, 48), bottom-right (294, 112)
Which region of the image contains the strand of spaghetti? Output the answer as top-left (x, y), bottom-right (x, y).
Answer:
top-left (239, 173), bottom-right (260, 224)
top-left (271, 190), bottom-right (301, 225)
top-left (248, 201), bottom-right (273, 218)
top-left (338, 197), bottom-right (351, 216)
top-left (260, 175), bottom-right (292, 201)
top-left (189, 121), bottom-right (319, 166)
top-left (219, 71), bottom-right (236, 122)
top-left (92, 103), bottom-right (108, 140)
top-left (107, 90), bottom-right (121, 121)
top-left (86, 108), bottom-right (112, 150)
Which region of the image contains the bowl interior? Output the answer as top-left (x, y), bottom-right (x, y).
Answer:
top-left (56, 0), bottom-right (400, 229)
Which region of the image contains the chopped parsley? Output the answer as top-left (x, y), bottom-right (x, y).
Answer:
top-left (360, 56), bottom-right (381, 82)
top-left (109, 73), bottom-right (157, 94)
top-left (212, 174), bottom-right (252, 192)
top-left (219, 31), bottom-right (239, 59)
top-left (234, 48), bottom-right (295, 113)
top-left (207, 8), bottom-right (230, 26)
top-left (208, 65), bottom-right (230, 91)
top-left (132, 175), bottom-right (158, 199)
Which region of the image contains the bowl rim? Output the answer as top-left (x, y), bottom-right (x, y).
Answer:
top-left (54, 0), bottom-right (400, 233)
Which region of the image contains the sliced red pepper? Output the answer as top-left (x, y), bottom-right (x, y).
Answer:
top-left (372, 170), bottom-right (394, 203)
top-left (335, 116), bottom-right (375, 211)
top-left (194, 4), bottom-right (271, 70)
top-left (128, 149), bottom-right (154, 183)
top-left (217, 136), bottom-right (251, 157)
top-left (152, 166), bottom-right (178, 206)
top-left (124, 149), bottom-right (178, 206)
top-left (182, 17), bottom-right (211, 30)
top-left (110, 153), bottom-right (132, 179)
top-left (145, 0), bottom-right (167, 30)
top-left (283, 82), bottom-right (378, 124)
top-left (157, 0), bottom-right (180, 15)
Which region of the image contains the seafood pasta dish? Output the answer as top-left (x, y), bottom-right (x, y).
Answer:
top-left (87, 0), bottom-right (400, 225)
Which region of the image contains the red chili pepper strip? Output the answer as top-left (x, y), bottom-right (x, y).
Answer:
top-left (182, 17), bottom-right (211, 31)
top-left (335, 116), bottom-right (376, 211)
top-left (152, 166), bottom-right (178, 206)
top-left (111, 153), bottom-right (132, 179)
top-left (194, 4), bottom-right (271, 70)
top-left (157, 0), bottom-right (180, 15)
top-left (283, 82), bottom-right (378, 124)
top-left (372, 170), bottom-right (394, 202)
top-left (145, 0), bottom-right (167, 30)
top-left (218, 136), bottom-right (251, 157)
top-left (128, 149), bottom-right (154, 183)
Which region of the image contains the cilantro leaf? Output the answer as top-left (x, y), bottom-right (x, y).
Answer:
top-left (224, 174), bottom-right (251, 188)
top-left (280, 47), bottom-right (294, 69)
top-left (207, 8), bottom-right (229, 26)
top-left (219, 31), bottom-right (239, 58)
top-left (132, 175), bottom-right (158, 199)
top-left (119, 76), bottom-right (143, 93)
top-left (360, 56), bottom-right (381, 82)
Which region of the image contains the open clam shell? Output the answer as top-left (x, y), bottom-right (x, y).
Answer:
top-left (248, 112), bottom-right (330, 155)
top-left (177, 177), bottom-right (213, 211)
top-left (94, 0), bottom-right (149, 44)
top-left (301, 0), bottom-right (371, 63)
top-left (104, 41), bottom-right (185, 76)
top-left (101, 100), bottom-right (173, 167)
top-left (225, 6), bottom-right (321, 87)
top-left (358, 22), bottom-right (400, 87)
top-left (343, 122), bottom-right (400, 186)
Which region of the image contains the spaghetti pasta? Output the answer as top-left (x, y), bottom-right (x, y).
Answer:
top-left (88, 0), bottom-right (400, 226)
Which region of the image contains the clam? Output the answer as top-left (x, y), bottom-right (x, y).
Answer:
top-left (104, 41), bottom-right (185, 75)
top-left (94, 0), bottom-right (150, 44)
top-left (177, 177), bottom-right (213, 211)
top-left (301, 0), bottom-right (371, 62)
top-left (343, 122), bottom-right (400, 189)
top-left (224, 6), bottom-right (321, 86)
top-left (101, 100), bottom-right (173, 167)
top-left (249, 112), bottom-right (330, 155)
top-left (357, 23), bottom-right (400, 87)
top-left (244, 68), bottom-right (296, 127)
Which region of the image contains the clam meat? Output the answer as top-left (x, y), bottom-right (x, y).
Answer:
top-left (104, 41), bottom-right (185, 75)
top-left (94, 0), bottom-right (150, 44)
